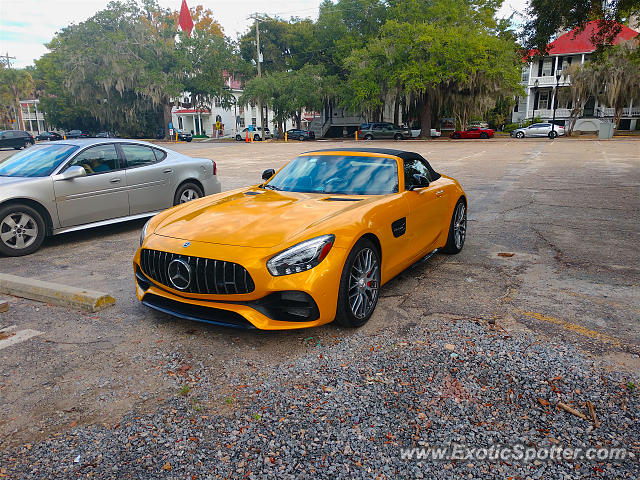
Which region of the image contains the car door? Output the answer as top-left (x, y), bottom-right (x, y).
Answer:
top-left (401, 158), bottom-right (447, 260)
top-left (372, 123), bottom-right (385, 139)
top-left (121, 143), bottom-right (174, 215)
top-left (53, 143), bottom-right (129, 227)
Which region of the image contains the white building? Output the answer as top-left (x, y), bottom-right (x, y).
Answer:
top-left (512, 21), bottom-right (640, 132)
top-left (171, 76), bottom-right (295, 138)
top-left (17, 99), bottom-right (46, 134)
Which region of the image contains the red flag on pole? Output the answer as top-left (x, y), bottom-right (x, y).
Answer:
top-left (179, 0), bottom-right (194, 37)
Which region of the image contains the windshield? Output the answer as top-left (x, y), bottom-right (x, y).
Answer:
top-left (0, 144), bottom-right (79, 177)
top-left (264, 155), bottom-right (398, 195)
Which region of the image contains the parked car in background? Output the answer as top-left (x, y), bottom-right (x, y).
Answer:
top-left (235, 127), bottom-right (272, 141)
top-left (286, 129), bottom-right (316, 141)
top-left (175, 130), bottom-right (193, 142)
top-left (450, 127), bottom-right (494, 139)
top-left (66, 130), bottom-right (88, 139)
top-left (403, 124), bottom-right (442, 138)
top-left (359, 122), bottom-right (406, 140)
top-left (0, 130), bottom-right (35, 149)
top-left (511, 123), bottom-right (565, 139)
top-left (95, 131), bottom-right (118, 138)
top-left (0, 139), bottom-right (221, 256)
top-left (36, 131), bottom-right (63, 141)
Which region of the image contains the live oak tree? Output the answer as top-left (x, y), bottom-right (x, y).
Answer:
top-left (0, 67), bottom-right (34, 130)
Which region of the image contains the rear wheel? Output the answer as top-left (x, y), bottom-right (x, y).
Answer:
top-left (364, 134), bottom-right (373, 140)
top-left (548, 130), bottom-right (558, 139)
top-left (173, 182), bottom-right (204, 206)
top-left (480, 132), bottom-right (488, 139)
top-left (442, 199), bottom-right (467, 254)
top-left (452, 133), bottom-right (461, 139)
top-left (299, 135), bottom-right (305, 141)
top-left (335, 238), bottom-right (381, 328)
top-left (394, 133), bottom-right (403, 140)
top-left (0, 204), bottom-right (46, 256)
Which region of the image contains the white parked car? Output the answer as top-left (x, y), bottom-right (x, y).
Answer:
top-left (404, 127), bottom-right (442, 138)
top-left (235, 127), bottom-right (272, 141)
top-left (511, 123), bottom-right (565, 138)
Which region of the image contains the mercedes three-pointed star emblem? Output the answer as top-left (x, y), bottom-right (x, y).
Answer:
top-left (167, 258), bottom-right (191, 290)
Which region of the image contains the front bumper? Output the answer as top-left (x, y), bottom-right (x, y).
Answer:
top-left (133, 235), bottom-right (347, 330)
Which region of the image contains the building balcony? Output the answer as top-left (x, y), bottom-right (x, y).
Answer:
top-left (524, 76), bottom-right (571, 87)
top-left (526, 107), bottom-right (640, 119)
top-left (526, 108), bottom-right (572, 119)
top-left (595, 107), bottom-right (640, 117)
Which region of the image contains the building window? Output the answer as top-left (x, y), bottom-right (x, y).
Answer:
top-left (542, 59), bottom-right (553, 76)
top-left (178, 117), bottom-right (183, 130)
top-left (521, 67), bottom-right (529, 83)
top-left (238, 106), bottom-right (244, 116)
top-left (251, 117), bottom-right (257, 126)
top-left (514, 97), bottom-right (519, 112)
top-left (215, 97), bottom-right (222, 108)
top-left (237, 117), bottom-right (245, 128)
top-left (538, 91), bottom-right (549, 109)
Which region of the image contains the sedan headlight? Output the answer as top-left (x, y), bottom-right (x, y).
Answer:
top-left (140, 219), bottom-right (151, 246)
top-left (267, 234), bottom-right (335, 276)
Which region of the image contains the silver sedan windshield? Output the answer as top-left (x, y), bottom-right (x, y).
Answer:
top-left (0, 144), bottom-right (79, 178)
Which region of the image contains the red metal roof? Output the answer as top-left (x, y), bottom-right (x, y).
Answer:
top-left (174, 109), bottom-right (210, 114)
top-left (548, 21), bottom-right (638, 55)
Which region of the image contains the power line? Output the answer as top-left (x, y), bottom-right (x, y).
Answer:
top-left (0, 52), bottom-right (16, 68)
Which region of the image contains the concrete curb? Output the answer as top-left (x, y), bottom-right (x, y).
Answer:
top-left (0, 274), bottom-right (115, 313)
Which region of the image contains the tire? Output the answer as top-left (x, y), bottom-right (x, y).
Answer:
top-left (0, 204), bottom-right (46, 256)
top-left (516, 131), bottom-right (524, 138)
top-left (441, 199), bottom-right (467, 254)
top-left (452, 133), bottom-right (460, 139)
top-left (173, 182), bottom-right (204, 206)
top-left (186, 138), bottom-right (192, 142)
top-left (299, 135), bottom-right (305, 141)
top-left (364, 134), bottom-right (373, 140)
top-left (334, 238), bottom-right (381, 328)
top-left (236, 135), bottom-right (242, 141)
top-left (548, 131), bottom-right (558, 139)
top-left (394, 133), bottom-right (403, 140)
top-left (254, 134), bottom-right (260, 141)
top-left (480, 132), bottom-right (488, 139)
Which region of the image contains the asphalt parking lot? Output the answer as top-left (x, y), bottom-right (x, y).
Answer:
top-left (1, 137), bottom-right (639, 478)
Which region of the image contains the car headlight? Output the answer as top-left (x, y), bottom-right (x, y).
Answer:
top-left (140, 219), bottom-right (151, 246)
top-left (267, 234), bottom-right (335, 276)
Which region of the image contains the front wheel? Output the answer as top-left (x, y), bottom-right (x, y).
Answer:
top-left (441, 199), bottom-right (467, 254)
top-left (394, 133), bottom-right (403, 140)
top-left (173, 182), bottom-right (204, 205)
top-left (236, 135), bottom-right (242, 141)
top-left (480, 132), bottom-right (488, 139)
top-left (0, 204), bottom-right (46, 256)
top-left (335, 238), bottom-right (381, 328)
top-left (516, 131), bottom-right (524, 138)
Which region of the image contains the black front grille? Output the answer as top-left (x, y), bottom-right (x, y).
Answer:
top-left (140, 249), bottom-right (255, 295)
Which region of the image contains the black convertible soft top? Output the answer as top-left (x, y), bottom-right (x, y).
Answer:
top-left (302, 147), bottom-right (441, 181)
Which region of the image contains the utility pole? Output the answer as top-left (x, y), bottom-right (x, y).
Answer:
top-left (249, 14), bottom-right (266, 140)
top-left (1, 52), bottom-right (23, 131)
top-left (0, 52), bottom-right (15, 68)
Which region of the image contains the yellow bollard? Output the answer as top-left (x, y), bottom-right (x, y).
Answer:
top-left (355, 130), bottom-right (358, 141)
top-left (175, 133), bottom-right (178, 143)
top-left (63, 135), bottom-right (66, 140)
top-left (285, 132), bottom-right (287, 143)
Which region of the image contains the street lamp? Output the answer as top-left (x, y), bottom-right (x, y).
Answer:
top-left (532, 78), bottom-right (539, 124)
top-left (550, 69), bottom-right (565, 139)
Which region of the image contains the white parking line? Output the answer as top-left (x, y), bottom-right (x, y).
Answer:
top-left (0, 325), bottom-right (43, 351)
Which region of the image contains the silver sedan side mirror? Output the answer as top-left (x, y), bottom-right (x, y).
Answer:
top-left (56, 165), bottom-right (87, 180)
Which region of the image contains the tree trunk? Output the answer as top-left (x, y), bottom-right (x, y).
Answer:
top-left (162, 101), bottom-right (173, 140)
top-left (393, 94), bottom-right (400, 126)
top-left (296, 110), bottom-right (301, 129)
top-left (418, 93), bottom-right (431, 139)
top-left (613, 105), bottom-right (623, 131)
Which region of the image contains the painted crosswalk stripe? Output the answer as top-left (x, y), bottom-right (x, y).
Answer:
top-left (0, 325), bottom-right (43, 351)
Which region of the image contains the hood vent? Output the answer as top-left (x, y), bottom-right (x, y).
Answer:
top-left (323, 197), bottom-right (362, 202)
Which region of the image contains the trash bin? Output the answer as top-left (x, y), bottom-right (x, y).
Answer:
top-left (598, 122), bottom-right (615, 139)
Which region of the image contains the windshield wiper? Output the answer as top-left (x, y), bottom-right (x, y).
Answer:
top-left (261, 184), bottom-right (281, 191)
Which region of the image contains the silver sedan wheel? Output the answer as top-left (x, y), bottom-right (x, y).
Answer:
top-left (348, 248), bottom-right (379, 319)
top-left (179, 188), bottom-right (201, 203)
top-left (1, 212), bottom-right (38, 250)
top-left (454, 203), bottom-right (467, 249)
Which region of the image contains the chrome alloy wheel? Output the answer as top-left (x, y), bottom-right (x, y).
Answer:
top-left (179, 188), bottom-right (201, 203)
top-left (454, 203), bottom-right (467, 250)
top-left (0, 212), bottom-right (38, 250)
top-left (348, 248), bottom-right (379, 319)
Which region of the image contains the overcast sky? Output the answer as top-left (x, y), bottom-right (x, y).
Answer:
top-left (0, 0), bottom-right (529, 68)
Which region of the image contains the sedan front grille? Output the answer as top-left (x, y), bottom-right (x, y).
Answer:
top-left (140, 249), bottom-right (255, 295)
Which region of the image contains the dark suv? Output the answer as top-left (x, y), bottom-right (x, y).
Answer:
top-left (0, 130), bottom-right (35, 149)
top-left (358, 122), bottom-right (406, 140)
top-left (286, 129), bottom-right (315, 141)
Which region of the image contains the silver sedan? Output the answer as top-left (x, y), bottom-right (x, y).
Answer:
top-left (511, 123), bottom-right (565, 138)
top-left (0, 139), bottom-right (221, 256)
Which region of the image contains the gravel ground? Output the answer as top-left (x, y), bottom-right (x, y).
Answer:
top-left (2, 316), bottom-right (638, 479)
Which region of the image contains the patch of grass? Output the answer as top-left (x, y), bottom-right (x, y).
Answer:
top-left (626, 381), bottom-right (636, 392)
top-left (179, 385), bottom-right (190, 396)
top-left (225, 397), bottom-right (233, 406)
top-left (253, 413), bottom-right (261, 421)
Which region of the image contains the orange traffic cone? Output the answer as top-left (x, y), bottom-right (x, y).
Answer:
top-left (245, 131), bottom-right (248, 143)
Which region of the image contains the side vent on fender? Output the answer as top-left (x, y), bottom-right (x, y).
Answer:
top-left (392, 217), bottom-right (406, 238)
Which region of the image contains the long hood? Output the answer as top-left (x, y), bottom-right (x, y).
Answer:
top-left (153, 188), bottom-right (374, 248)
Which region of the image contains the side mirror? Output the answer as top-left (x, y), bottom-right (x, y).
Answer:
top-left (56, 165), bottom-right (87, 180)
top-left (262, 168), bottom-right (275, 181)
top-left (409, 174), bottom-right (429, 190)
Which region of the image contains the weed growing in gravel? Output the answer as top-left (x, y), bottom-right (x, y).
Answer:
top-left (253, 413), bottom-right (261, 421)
top-left (225, 397), bottom-right (233, 405)
top-left (179, 385), bottom-right (190, 396)
top-left (627, 381), bottom-right (636, 392)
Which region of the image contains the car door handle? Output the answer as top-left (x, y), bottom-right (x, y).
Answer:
top-left (109, 178), bottom-right (121, 183)
top-left (436, 190), bottom-right (445, 197)
top-left (163, 168), bottom-right (173, 173)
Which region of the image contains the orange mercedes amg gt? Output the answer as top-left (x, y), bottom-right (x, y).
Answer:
top-left (134, 148), bottom-right (467, 330)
